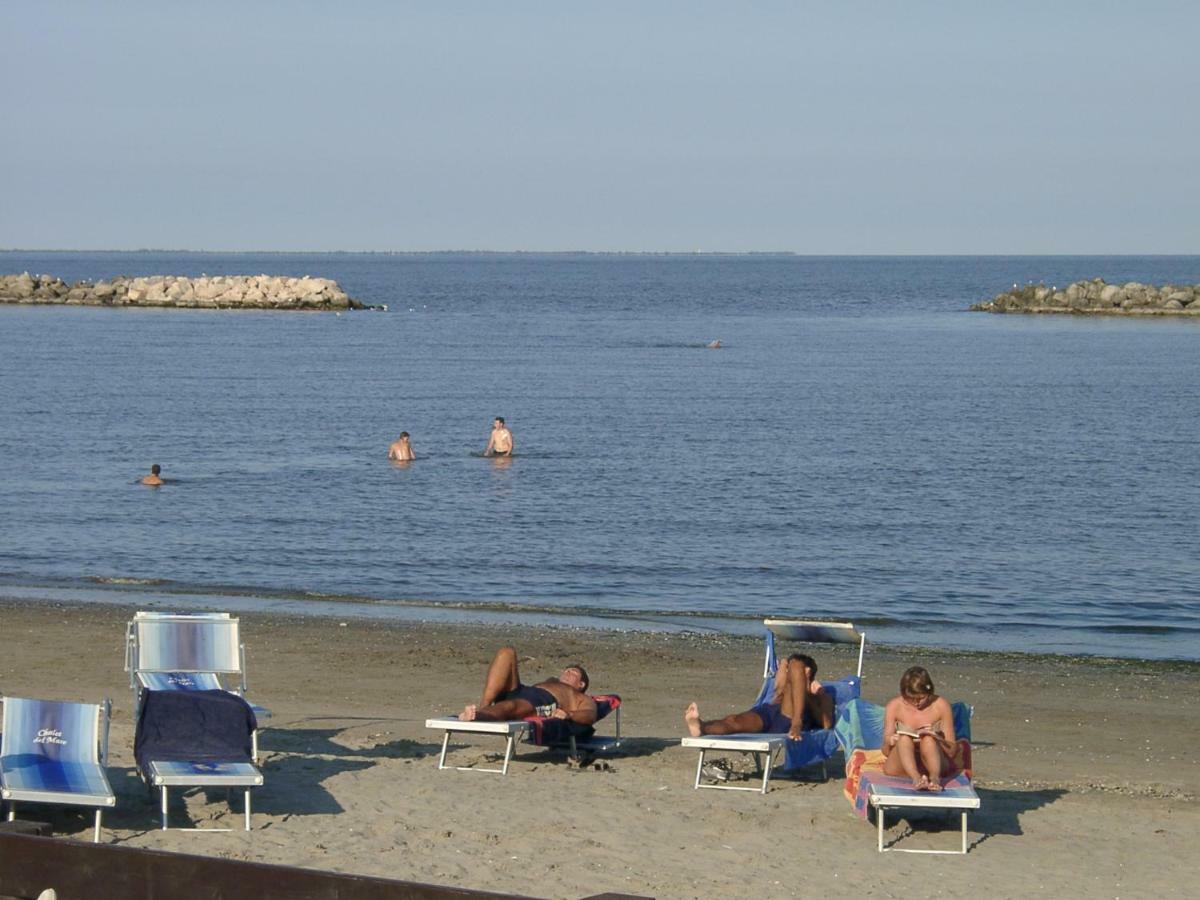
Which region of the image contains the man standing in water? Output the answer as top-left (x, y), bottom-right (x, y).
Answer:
top-left (484, 417), bottom-right (513, 457)
top-left (388, 432), bottom-right (415, 461)
top-left (140, 464), bottom-right (164, 486)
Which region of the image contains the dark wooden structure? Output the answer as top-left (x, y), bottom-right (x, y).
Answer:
top-left (0, 832), bottom-right (649, 900)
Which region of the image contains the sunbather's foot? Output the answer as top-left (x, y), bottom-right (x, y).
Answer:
top-left (460, 705), bottom-right (478, 721)
top-left (915, 774), bottom-right (931, 791)
top-left (684, 702), bottom-right (703, 737)
top-left (927, 778), bottom-right (943, 793)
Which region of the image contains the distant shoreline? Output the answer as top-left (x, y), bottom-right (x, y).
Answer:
top-left (5, 249), bottom-right (1200, 258)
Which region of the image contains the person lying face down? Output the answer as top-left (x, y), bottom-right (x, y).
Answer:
top-left (684, 653), bottom-right (834, 742)
top-left (881, 665), bottom-right (957, 792)
top-left (459, 645), bottom-right (597, 726)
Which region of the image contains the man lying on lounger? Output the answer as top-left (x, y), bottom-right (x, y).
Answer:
top-left (459, 646), bottom-right (597, 726)
top-left (684, 653), bottom-right (833, 741)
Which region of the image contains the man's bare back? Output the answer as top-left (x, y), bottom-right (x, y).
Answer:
top-left (388, 432), bottom-right (414, 461)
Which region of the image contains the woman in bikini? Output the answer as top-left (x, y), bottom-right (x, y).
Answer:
top-left (881, 666), bottom-right (956, 791)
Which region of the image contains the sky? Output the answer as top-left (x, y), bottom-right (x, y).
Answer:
top-left (2, 1), bottom-right (1198, 253)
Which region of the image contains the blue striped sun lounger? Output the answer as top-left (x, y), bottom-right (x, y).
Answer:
top-left (125, 612), bottom-right (272, 759)
top-left (0, 697), bottom-right (116, 842)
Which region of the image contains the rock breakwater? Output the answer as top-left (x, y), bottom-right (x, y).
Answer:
top-left (0, 273), bottom-right (367, 310)
top-left (972, 278), bottom-right (1200, 316)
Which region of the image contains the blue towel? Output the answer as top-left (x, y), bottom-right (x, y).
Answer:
top-left (134, 689), bottom-right (256, 775)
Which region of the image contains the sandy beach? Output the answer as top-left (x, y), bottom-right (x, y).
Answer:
top-left (1, 600), bottom-right (1196, 899)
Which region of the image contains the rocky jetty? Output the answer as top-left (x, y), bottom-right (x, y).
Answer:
top-left (972, 278), bottom-right (1200, 316)
top-left (0, 272), bottom-right (368, 310)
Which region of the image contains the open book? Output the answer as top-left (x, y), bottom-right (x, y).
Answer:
top-left (895, 723), bottom-right (942, 740)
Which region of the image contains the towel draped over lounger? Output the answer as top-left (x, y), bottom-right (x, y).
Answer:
top-left (134, 689), bottom-right (257, 774)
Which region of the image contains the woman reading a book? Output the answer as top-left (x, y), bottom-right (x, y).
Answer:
top-left (881, 666), bottom-right (957, 791)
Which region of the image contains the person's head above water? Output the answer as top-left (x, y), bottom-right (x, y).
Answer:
top-left (399, 432), bottom-right (409, 440)
top-left (559, 664), bottom-right (589, 693)
top-left (900, 666), bottom-right (936, 705)
top-left (494, 417), bottom-right (505, 427)
top-left (150, 464), bottom-right (161, 475)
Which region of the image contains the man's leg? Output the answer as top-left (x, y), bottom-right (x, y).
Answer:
top-left (460, 647), bottom-right (523, 720)
top-left (480, 646), bottom-right (522, 706)
top-left (684, 704), bottom-right (766, 737)
top-left (468, 698), bottom-right (536, 721)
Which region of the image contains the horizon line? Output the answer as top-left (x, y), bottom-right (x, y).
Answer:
top-left (3, 248), bottom-right (1198, 258)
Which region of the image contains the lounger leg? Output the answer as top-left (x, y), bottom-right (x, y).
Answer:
top-left (7, 804), bottom-right (15, 821)
top-left (500, 734), bottom-right (515, 776)
top-left (244, 790), bottom-right (251, 831)
top-left (877, 806), bottom-right (885, 852)
top-left (161, 786), bottom-right (169, 830)
top-left (94, 809), bottom-right (102, 843)
top-left (437, 731), bottom-right (451, 770)
top-left (961, 812), bottom-right (967, 854)
top-left (760, 752), bottom-right (773, 795)
top-left (694, 749), bottom-right (706, 789)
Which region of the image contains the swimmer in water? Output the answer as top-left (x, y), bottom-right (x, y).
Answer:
top-left (484, 417), bottom-right (513, 457)
top-left (706, 339), bottom-right (722, 349)
top-left (140, 464), bottom-right (164, 486)
top-left (388, 431), bottom-right (415, 462)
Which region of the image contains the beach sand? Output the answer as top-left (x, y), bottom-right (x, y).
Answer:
top-left (1, 600), bottom-right (1196, 898)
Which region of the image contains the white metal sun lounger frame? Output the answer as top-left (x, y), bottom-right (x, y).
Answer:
top-left (868, 781), bottom-right (981, 854)
top-left (146, 760), bottom-right (264, 832)
top-left (425, 703), bottom-right (623, 776)
top-left (684, 619), bottom-right (866, 794)
top-left (425, 718), bottom-right (531, 775)
top-left (1, 697), bottom-right (116, 843)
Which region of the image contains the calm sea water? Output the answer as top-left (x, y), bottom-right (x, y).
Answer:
top-left (1, 252), bottom-right (1198, 659)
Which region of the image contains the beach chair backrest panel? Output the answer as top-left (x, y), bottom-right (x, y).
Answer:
top-left (764, 620), bottom-right (863, 645)
top-left (835, 699), bottom-right (973, 753)
top-left (1, 698), bottom-right (101, 765)
top-left (762, 620), bottom-right (867, 677)
top-left (134, 616), bottom-right (242, 675)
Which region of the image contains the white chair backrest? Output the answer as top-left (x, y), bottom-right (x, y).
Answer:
top-left (130, 613), bottom-right (243, 676)
top-left (762, 619), bottom-right (867, 678)
top-left (1, 697), bottom-right (103, 765)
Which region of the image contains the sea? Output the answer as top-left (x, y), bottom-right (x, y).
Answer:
top-left (1, 252), bottom-right (1198, 661)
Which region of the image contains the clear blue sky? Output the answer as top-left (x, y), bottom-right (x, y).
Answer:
top-left (3, 1), bottom-right (1197, 253)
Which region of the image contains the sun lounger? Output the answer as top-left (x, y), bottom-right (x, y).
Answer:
top-left (426, 694), bottom-right (622, 775)
top-left (683, 620), bottom-right (865, 793)
top-left (836, 698), bottom-right (980, 854)
top-left (125, 611), bottom-right (271, 759)
top-left (134, 689), bottom-right (262, 831)
top-left (0, 697), bottom-right (116, 842)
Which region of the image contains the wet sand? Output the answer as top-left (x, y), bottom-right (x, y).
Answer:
top-left (1, 600), bottom-right (1196, 898)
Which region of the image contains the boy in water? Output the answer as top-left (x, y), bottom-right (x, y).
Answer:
top-left (881, 665), bottom-right (957, 791)
top-left (388, 432), bottom-right (415, 461)
top-left (140, 464), bottom-right (164, 486)
top-left (684, 653), bottom-right (833, 741)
